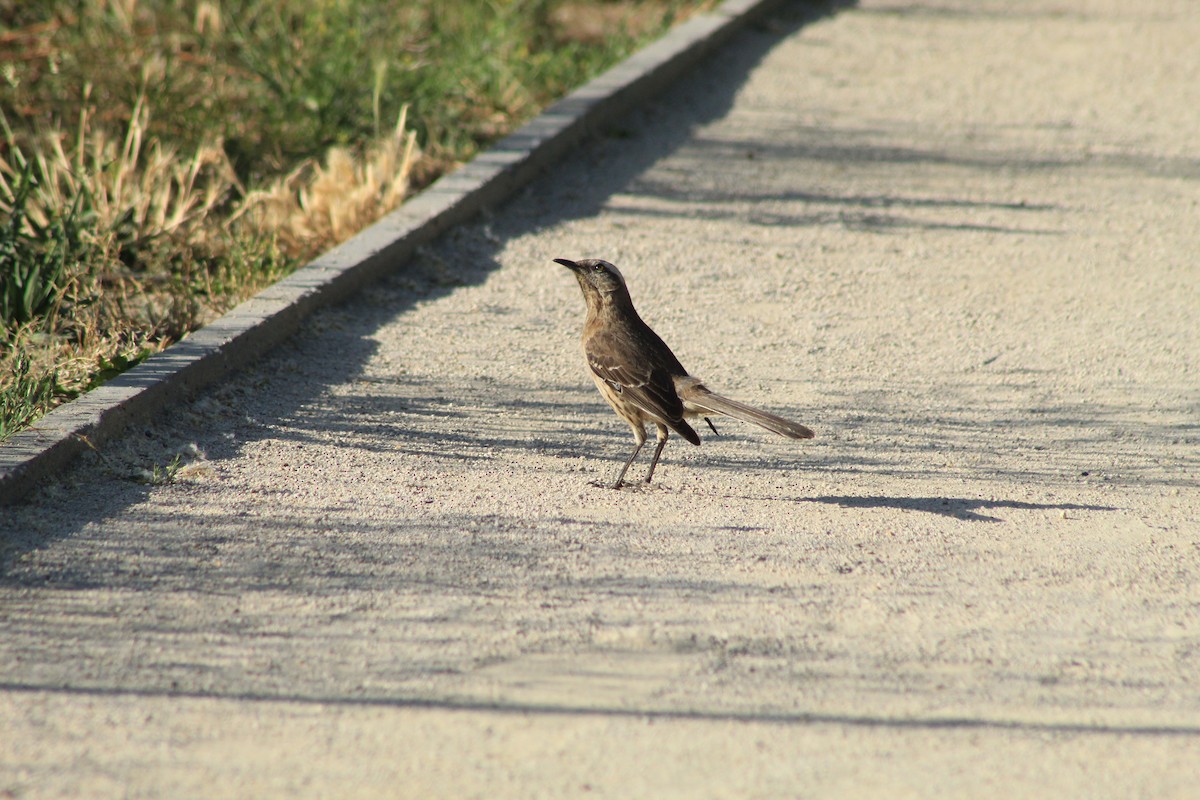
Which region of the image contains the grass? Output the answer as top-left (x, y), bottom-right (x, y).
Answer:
top-left (0, 0), bottom-right (715, 441)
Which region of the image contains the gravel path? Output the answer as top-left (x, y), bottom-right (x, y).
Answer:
top-left (2, 1), bottom-right (1198, 796)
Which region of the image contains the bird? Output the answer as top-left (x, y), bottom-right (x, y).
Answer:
top-left (554, 257), bottom-right (813, 488)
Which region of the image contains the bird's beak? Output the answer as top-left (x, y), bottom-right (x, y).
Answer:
top-left (553, 258), bottom-right (579, 270)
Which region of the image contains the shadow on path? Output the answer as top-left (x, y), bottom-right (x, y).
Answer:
top-left (800, 494), bottom-right (1118, 522)
top-left (2, 680), bottom-right (1197, 739)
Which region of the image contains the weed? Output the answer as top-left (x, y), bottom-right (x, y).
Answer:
top-left (133, 452), bottom-right (183, 485)
top-left (0, 352), bottom-right (58, 440)
top-left (0, 146), bottom-right (86, 332)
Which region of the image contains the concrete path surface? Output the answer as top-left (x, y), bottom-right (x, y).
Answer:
top-left (3, 1), bottom-right (1198, 796)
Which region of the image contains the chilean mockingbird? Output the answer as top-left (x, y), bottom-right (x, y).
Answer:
top-left (555, 257), bottom-right (814, 488)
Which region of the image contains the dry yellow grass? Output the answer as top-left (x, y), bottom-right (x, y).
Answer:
top-left (234, 108), bottom-right (420, 259)
top-left (0, 88), bottom-right (236, 248)
top-left (1, 100), bottom-right (421, 426)
top-left (1, 87), bottom-right (243, 422)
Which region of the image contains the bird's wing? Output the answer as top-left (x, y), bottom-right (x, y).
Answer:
top-left (585, 330), bottom-right (700, 445)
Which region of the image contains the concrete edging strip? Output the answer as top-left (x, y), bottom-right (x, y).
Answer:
top-left (0, 0), bottom-right (784, 505)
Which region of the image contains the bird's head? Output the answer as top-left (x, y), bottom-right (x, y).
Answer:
top-left (553, 258), bottom-right (628, 299)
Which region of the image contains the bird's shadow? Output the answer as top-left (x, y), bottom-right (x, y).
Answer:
top-left (799, 494), bottom-right (1118, 523)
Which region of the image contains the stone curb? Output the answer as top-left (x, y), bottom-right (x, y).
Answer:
top-left (0, 0), bottom-right (786, 505)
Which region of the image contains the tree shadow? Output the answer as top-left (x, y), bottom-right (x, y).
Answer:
top-left (800, 494), bottom-right (1118, 522)
top-left (2, 680), bottom-right (1198, 738)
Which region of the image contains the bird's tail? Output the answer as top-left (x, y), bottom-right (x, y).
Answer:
top-left (678, 379), bottom-right (814, 440)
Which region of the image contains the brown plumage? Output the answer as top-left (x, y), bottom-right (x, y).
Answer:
top-left (555, 257), bottom-right (814, 488)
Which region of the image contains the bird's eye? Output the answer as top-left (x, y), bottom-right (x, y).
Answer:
top-left (592, 264), bottom-right (605, 272)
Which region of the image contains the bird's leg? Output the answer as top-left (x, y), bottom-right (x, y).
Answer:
top-left (612, 440), bottom-right (645, 489)
top-left (644, 426), bottom-right (670, 484)
top-left (704, 417), bottom-right (720, 436)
